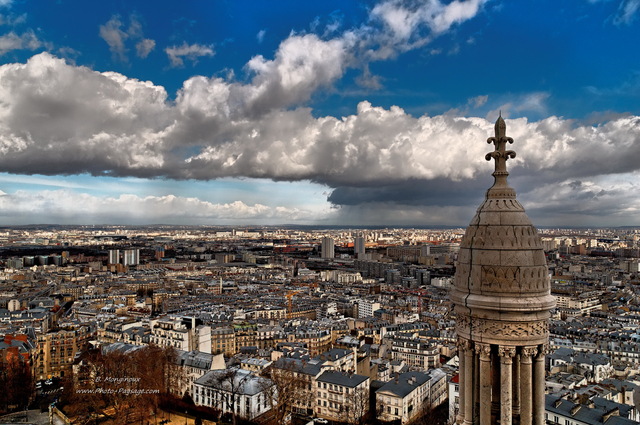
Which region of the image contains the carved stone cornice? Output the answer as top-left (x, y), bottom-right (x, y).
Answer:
top-left (457, 316), bottom-right (548, 338)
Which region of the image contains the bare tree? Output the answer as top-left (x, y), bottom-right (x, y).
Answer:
top-left (65, 345), bottom-right (180, 425)
top-left (130, 345), bottom-right (170, 424)
top-left (213, 367), bottom-right (253, 425)
top-left (159, 346), bottom-right (188, 397)
top-left (0, 354), bottom-right (32, 413)
top-left (260, 362), bottom-right (311, 425)
top-left (340, 386), bottom-right (369, 425)
top-left (411, 402), bottom-right (450, 425)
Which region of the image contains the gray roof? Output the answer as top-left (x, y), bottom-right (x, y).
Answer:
top-left (317, 370), bottom-right (368, 388)
top-left (592, 397), bottom-right (634, 419)
top-left (176, 349), bottom-right (215, 370)
top-left (319, 348), bottom-right (351, 361)
top-left (574, 352), bottom-right (611, 366)
top-left (272, 357), bottom-right (324, 376)
top-left (376, 371), bottom-right (430, 398)
top-left (600, 378), bottom-right (639, 392)
top-left (545, 395), bottom-right (638, 425)
top-left (101, 342), bottom-right (145, 355)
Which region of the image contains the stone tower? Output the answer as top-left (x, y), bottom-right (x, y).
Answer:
top-left (450, 116), bottom-right (556, 425)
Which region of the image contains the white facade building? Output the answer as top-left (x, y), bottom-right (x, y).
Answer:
top-left (193, 368), bottom-right (274, 421)
top-left (149, 317), bottom-right (211, 353)
top-left (376, 369), bottom-right (448, 424)
top-left (357, 300), bottom-right (381, 318)
top-left (315, 370), bottom-right (370, 423)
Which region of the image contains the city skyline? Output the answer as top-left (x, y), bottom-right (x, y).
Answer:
top-left (0, 0), bottom-right (640, 227)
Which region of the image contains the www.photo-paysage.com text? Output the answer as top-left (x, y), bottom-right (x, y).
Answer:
top-left (75, 388), bottom-right (160, 395)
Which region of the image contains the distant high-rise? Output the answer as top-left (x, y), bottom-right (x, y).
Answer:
top-left (321, 236), bottom-right (334, 259)
top-left (450, 116), bottom-right (555, 425)
top-left (123, 249), bottom-right (140, 266)
top-left (354, 234), bottom-right (365, 256)
top-left (108, 249), bottom-right (120, 265)
top-left (155, 246), bottom-right (165, 261)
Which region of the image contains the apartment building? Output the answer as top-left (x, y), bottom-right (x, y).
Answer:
top-left (315, 370), bottom-right (370, 423)
top-left (376, 369), bottom-right (447, 424)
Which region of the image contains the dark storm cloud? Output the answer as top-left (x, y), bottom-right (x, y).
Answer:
top-left (327, 178), bottom-right (487, 207)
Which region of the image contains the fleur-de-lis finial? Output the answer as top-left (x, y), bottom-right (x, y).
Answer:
top-left (485, 115), bottom-right (516, 187)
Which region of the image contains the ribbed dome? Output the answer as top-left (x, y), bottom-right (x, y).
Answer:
top-left (450, 116), bottom-right (555, 346)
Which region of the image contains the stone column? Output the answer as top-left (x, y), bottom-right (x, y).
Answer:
top-left (457, 339), bottom-right (466, 424)
top-left (513, 352), bottom-right (521, 415)
top-left (464, 341), bottom-right (474, 425)
top-left (499, 346), bottom-right (516, 425)
top-left (491, 348), bottom-right (500, 420)
top-left (473, 349), bottom-right (480, 422)
top-left (520, 346), bottom-right (536, 425)
top-left (532, 345), bottom-right (547, 425)
top-left (477, 343), bottom-right (492, 425)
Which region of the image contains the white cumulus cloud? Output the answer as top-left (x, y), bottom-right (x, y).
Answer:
top-left (0, 190), bottom-right (314, 224)
top-left (165, 42), bottom-right (214, 67)
top-left (136, 38), bottom-right (155, 58)
top-left (99, 16), bottom-right (128, 61)
top-left (368, 0), bottom-right (488, 58)
top-left (0, 53), bottom-right (171, 175)
top-left (99, 15), bottom-right (155, 62)
top-left (0, 30), bottom-right (41, 55)
top-left (3, 52), bottom-right (640, 196)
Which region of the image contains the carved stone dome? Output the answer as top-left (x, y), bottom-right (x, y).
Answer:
top-left (450, 116), bottom-right (556, 347)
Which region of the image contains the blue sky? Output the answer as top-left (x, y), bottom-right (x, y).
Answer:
top-left (0, 0), bottom-right (640, 226)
